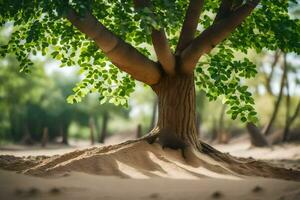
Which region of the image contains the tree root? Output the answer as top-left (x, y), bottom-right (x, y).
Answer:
top-left (197, 140), bottom-right (300, 181)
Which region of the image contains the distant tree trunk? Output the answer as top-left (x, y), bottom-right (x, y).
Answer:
top-left (283, 99), bottom-right (300, 142)
top-left (21, 124), bottom-right (34, 145)
top-left (217, 104), bottom-right (229, 144)
top-left (89, 117), bottom-right (95, 145)
top-left (246, 122), bottom-right (269, 147)
top-left (61, 124), bottom-right (68, 145)
top-left (211, 117), bottom-right (218, 142)
top-left (263, 51), bottom-right (280, 95)
top-left (41, 127), bottom-right (48, 147)
top-left (136, 124), bottom-right (142, 138)
top-left (264, 53), bottom-right (288, 136)
top-left (148, 99), bottom-right (157, 132)
top-left (99, 112), bottom-right (109, 144)
top-left (195, 111), bottom-right (201, 136)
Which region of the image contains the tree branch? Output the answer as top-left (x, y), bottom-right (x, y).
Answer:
top-left (176, 0), bottom-right (205, 54)
top-left (66, 9), bottom-right (161, 85)
top-left (181, 0), bottom-right (260, 74)
top-left (213, 0), bottom-right (232, 24)
top-left (264, 51), bottom-right (280, 95)
top-left (151, 29), bottom-right (176, 75)
top-left (133, 0), bottom-right (175, 75)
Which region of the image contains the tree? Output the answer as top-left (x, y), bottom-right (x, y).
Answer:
top-left (1, 0), bottom-right (300, 153)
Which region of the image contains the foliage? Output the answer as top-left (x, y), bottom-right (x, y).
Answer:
top-left (0, 0), bottom-right (299, 123)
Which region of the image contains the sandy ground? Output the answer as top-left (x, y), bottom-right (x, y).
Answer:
top-left (1, 169), bottom-right (300, 200)
top-left (0, 135), bottom-right (300, 200)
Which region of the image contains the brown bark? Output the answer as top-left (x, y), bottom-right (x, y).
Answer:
top-left (246, 122), bottom-right (269, 147)
top-left (66, 10), bottom-right (161, 85)
top-left (151, 73), bottom-right (200, 149)
top-left (264, 54), bottom-right (288, 135)
top-left (181, 1), bottom-right (260, 74)
top-left (176, 0), bottom-right (205, 54)
top-left (151, 29), bottom-right (175, 75)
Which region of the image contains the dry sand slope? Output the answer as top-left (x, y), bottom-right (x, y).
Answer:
top-left (0, 140), bottom-right (300, 200)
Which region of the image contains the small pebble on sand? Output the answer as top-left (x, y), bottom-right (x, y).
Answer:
top-left (252, 185), bottom-right (263, 193)
top-left (211, 191), bottom-right (222, 199)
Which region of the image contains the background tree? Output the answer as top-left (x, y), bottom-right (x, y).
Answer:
top-left (1, 0), bottom-right (300, 152)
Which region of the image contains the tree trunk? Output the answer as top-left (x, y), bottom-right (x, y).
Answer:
top-left (89, 117), bottom-right (95, 145)
top-left (148, 99), bottom-right (158, 132)
top-left (195, 111), bottom-right (201, 136)
top-left (151, 73), bottom-right (200, 149)
top-left (61, 124), bottom-right (68, 145)
top-left (246, 122), bottom-right (269, 147)
top-left (41, 127), bottom-right (48, 147)
top-left (283, 99), bottom-right (300, 142)
top-left (136, 124), bottom-right (142, 138)
top-left (99, 112), bottom-right (109, 144)
top-left (264, 53), bottom-right (287, 136)
top-left (217, 104), bottom-right (229, 144)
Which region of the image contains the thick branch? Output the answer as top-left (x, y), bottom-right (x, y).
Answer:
top-left (176, 0), bottom-right (205, 54)
top-left (66, 10), bottom-right (161, 85)
top-left (133, 0), bottom-right (175, 75)
top-left (151, 29), bottom-right (176, 75)
top-left (181, 0), bottom-right (260, 74)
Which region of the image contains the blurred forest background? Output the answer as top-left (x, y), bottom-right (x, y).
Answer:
top-left (0, 7), bottom-right (300, 149)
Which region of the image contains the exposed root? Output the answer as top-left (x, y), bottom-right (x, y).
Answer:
top-left (197, 140), bottom-right (300, 181)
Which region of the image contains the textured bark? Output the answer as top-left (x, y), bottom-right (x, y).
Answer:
top-left (152, 73), bottom-right (200, 149)
top-left (246, 123), bottom-right (269, 147)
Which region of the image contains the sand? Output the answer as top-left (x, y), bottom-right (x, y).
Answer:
top-left (1, 169), bottom-right (300, 200)
top-left (1, 138), bottom-right (300, 200)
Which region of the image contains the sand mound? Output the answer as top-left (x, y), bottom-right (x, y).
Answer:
top-left (1, 141), bottom-right (300, 181)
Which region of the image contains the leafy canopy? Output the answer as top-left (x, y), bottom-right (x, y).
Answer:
top-left (0, 0), bottom-right (299, 123)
